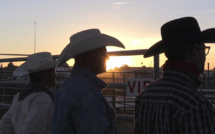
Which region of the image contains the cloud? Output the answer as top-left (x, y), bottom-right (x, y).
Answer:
top-left (111, 2), bottom-right (130, 9)
top-left (112, 2), bottom-right (129, 6)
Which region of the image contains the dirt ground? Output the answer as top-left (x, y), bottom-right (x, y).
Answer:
top-left (117, 119), bottom-right (134, 134)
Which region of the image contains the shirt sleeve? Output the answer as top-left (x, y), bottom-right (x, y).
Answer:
top-left (181, 103), bottom-right (215, 134)
top-left (21, 93), bottom-right (53, 134)
top-left (0, 94), bottom-right (18, 134)
top-left (0, 107), bottom-right (14, 134)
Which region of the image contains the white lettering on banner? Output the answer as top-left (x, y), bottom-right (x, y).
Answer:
top-left (126, 78), bottom-right (152, 96)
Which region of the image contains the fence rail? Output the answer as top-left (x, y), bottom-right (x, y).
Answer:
top-left (1, 80), bottom-right (215, 111)
top-left (1, 79), bottom-right (215, 134)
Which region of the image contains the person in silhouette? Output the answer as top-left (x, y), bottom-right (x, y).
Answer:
top-left (0, 52), bottom-right (57, 134)
top-left (53, 29), bottom-right (125, 134)
top-left (135, 17), bottom-right (215, 134)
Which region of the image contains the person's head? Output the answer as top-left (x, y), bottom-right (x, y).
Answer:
top-left (29, 68), bottom-right (56, 87)
top-left (75, 46), bottom-right (109, 75)
top-left (13, 52), bottom-right (57, 87)
top-left (144, 17), bottom-right (215, 74)
top-left (57, 29), bottom-right (125, 74)
top-left (164, 42), bottom-right (209, 73)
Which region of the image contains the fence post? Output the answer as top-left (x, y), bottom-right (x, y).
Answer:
top-left (153, 55), bottom-right (159, 80)
top-left (112, 72), bottom-right (115, 83)
top-left (3, 84), bottom-right (5, 103)
top-left (124, 89), bottom-right (126, 111)
top-left (123, 72), bottom-right (125, 83)
top-left (112, 88), bottom-right (115, 108)
top-left (135, 70), bottom-right (137, 78)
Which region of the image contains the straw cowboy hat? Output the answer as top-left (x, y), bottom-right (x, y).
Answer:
top-left (144, 17), bottom-right (215, 58)
top-left (57, 28), bottom-right (125, 67)
top-left (13, 52), bottom-right (57, 77)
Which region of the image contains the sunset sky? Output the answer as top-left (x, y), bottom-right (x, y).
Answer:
top-left (1, 0), bottom-right (215, 69)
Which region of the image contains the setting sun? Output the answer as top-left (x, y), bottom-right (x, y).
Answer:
top-left (106, 56), bottom-right (133, 70)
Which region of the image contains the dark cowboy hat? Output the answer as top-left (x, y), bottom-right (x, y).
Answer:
top-left (144, 17), bottom-right (215, 58)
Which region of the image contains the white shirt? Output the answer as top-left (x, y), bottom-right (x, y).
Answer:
top-left (0, 92), bottom-right (53, 134)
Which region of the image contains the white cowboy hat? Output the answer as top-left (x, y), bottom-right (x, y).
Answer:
top-left (57, 29), bottom-right (125, 67)
top-left (13, 52), bottom-right (57, 77)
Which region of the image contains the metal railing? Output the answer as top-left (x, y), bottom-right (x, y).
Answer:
top-left (1, 79), bottom-right (215, 112)
top-left (1, 76), bottom-right (215, 134)
top-left (0, 49), bottom-right (160, 80)
top-left (0, 71), bottom-right (155, 114)
top-left (0, 80), bottom-right (134, 110)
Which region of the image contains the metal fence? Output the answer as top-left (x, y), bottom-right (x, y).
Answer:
top-left (0, 75), bottom-right (136, 134)
top-left (1, 72), bottom-right (215, 112)
top-left (1, 72), bottom-right (215, 134)
top-left (0, 71), bottom-right (155, 112)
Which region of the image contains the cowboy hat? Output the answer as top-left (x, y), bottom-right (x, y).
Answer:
top-left (144, 17), bottom-right (215, 58)
top-left (56, 29), bottom-right (125, 67)
top-left (13, 52), bottom-right (57, 77)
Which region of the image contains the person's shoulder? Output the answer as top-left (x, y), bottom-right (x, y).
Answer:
top-left (59, 75), bottom-right (90, 92)
top-left (56, 77), bottom-right (94, 104)
top-left (27, 92), bottom-right (53, 104)
top-left (60, 73), bottom-right (84, 86)
top-left (12, 92), bottom-right (20, 101)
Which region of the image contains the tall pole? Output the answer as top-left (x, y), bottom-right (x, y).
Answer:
top-left (34, 21), bottom-right (36, 53)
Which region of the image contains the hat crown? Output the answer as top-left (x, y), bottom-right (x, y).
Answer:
top-left (56, 28), bottom-right (125, 67)
top-left (144, 16), bottom-right (215, 58)
top-left (70, 29), bottom-right (101, 45)
top-left (13, 52), bottom-right (57, 77)
top-left (161, 17), bottom-right (202, 47)
top-left (27, 52), bottom-right (53, 71)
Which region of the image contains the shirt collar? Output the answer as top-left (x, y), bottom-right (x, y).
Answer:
top-left (162, 69), bottom-right (202, 88)
top-left (72, 64), bottom-right (108, 90)
top-left (163, 60), bottom-right (200, 77)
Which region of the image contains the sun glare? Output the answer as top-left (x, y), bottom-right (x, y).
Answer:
top-left (67, 59), bottom-right (74, 66)
top-left (106, 56), bottom-right (133, 70)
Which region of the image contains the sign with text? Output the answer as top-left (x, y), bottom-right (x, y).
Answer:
top-left (126, 78), bottom-right (152, 96)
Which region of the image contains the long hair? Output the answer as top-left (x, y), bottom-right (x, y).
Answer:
top-left (28, 71), bottom-right (44, 83)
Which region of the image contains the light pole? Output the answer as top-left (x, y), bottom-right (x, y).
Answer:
top-left (34, 21), bottom-right (36, 53)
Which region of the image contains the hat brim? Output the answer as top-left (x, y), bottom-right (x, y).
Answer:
top-left (143, 41), bottom-right (164, 58)
top-left (57, 34), bottom-right (125, 67)
top-left (201, 28), bottom-right (215, 43)
top-left (13, 60), bottom-right (57, 77)
top-left (144, 28), bottom-right (215, 58)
